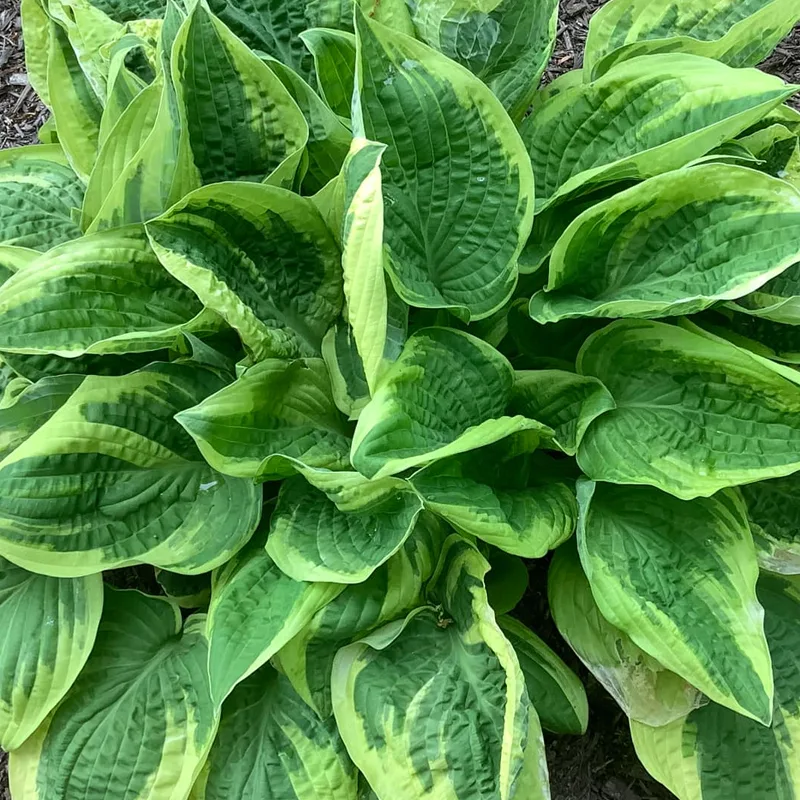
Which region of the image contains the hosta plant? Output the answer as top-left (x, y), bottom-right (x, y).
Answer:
top-left (1, 0), bottom-right (800, 798)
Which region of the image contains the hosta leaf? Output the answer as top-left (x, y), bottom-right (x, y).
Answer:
top-left (0, 362), bottom-right (262, 577)
top-left (0, 558), bottom-right (102, 751)
top-left (262, 56), bottom-right (352, 194)
top-left (351, 327), bottom-right (549, 479)
top-left (741, 475), bottom-right (800, 575)
top-left (82, 79), bottom-right (162, 229)
top-left (47, 21), bottom-right (103, 182)
top-left (147, 182), bottom-right (343, 360)
top-left (307, 0), bottom-right (354, 31)
top-left (0, 375), bottom-right (83, 462)
top-left (322, 322), bottom-right (371, 419)
top-left (549, 541), bottom-right (706, 726)
top-left (176, 358), bottom-right (352, 480)
top-left (88, 1), bottom-right (201, 231)
top-left (529, 165), bottom-right (800, 323)
top-left (87, 0), bottom-right (167, 21)
top-left (266, 474), bottom-right (424, 583)
top-left (402, 0), bottom-right (559, 121)
top-left (9, 588), bottom-right (217, 800)
top-left (0, 350), bottom-right (161, 382)
top-left (332, 537), bottom-right (545, 800)
top-left (206, 540), bottom-right (342, 705)
top-left (20, 0), bottom-right (52, 106)
top-left (584, 0), bottom-right (800, 78)
top-left (194, 664), bottom-right (358, 800)
top-left (206, 0), bottom-right (317, 84)
top-left (0, 145), bottom-right (83, 252)
top-left (172, 2), bottom-right (308, 187)
top-left (631, 575), bottom-right (800, 800)
top-left (728, 262), bottom-right (800, 323)
top-left (411, 448), bottom-right (577, 557)
top-left (577, 319), bottom-right (800, 499)
top-left (301, 28), bottom-right (356, 119)
top-left (578, 480), bottom-right (773, 725)
top-left (498, 615), bottom-right (588, 736)
top-left (341, 138), bottom-right (389, 394)
top-left (521, 54), bottom-right (797, 211)
top-left (510, 370), bottom-right (616, 455)
top-left (353, 9), bottom-right (534, 321)
top-left (0, 226), bottom-right (212, 357)
top-left (277, 514), bottom-right (445, 717)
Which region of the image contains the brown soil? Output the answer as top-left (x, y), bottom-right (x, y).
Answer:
top-left (0, 2), bottom-right (799, 799)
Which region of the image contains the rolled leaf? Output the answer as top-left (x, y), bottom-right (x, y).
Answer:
top-left (577, 319), bottom-right (800, 498)
top-left (194, 664), bottom-right (358, 800)
top-left (9, 588), bottom-right (218, 800)
top-left (521, 54), bottom-right (797, 211)
top-left (176, 358), bottom-right (352, 480)
top-left (0, 558), bottom-right (102, 751)
top-left (353, 8), bottom-right (534, 321)
top-left (549, 541), bottom-right (706, 727)
top-left (0, 226), bottom-right (211, 357)
top-left (301, 27), bottom-right (356, 118)
top-left (147, 182), bottom-right (343, 360)
top-left (510, 370), bottom-right (616, 455)
top-left (266, 474), bottom-right (424, 583)
top-left (0, 362), bottom-right (262, 576)
top-left (529, 165), bottom-right (800, 323)
top-left (0, 145), bottom-right (83, 251)
top-left (631, 574), bottom-right (800, 800)
top-left (352, 327), bottom-right (550, 478)
top-left (172, 2), bottom-right (308, 187)
top-left (577, 480), bottom-right (773, 725)
top-left (498, 615), bottom-right (588, 736)
top-left (584, 0), bottom-right (800, 78)
top-left (206, 540), bottom-right (342, 705)
top-left (332, 537), bottom-right (547, 800)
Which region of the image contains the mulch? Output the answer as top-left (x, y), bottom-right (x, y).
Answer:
top-left (1, 2), bottom-right (799, 799)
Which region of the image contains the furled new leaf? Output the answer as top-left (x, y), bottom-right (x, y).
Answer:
top-left (510, 370), bottom-right (616, 455)
top-left (147, 182), bottom-right (343, 360)
top-left (0, 558), bottom-right (102, 751)
top-left (521, 54), bottom-right (798, 211)
top-left (529, 165), bottom-right (800, 323)
top-left (631, 575), bottom-right (800, 800)
top-left (194, 664), bottom-right (358, 800)
top-left (577, 480), bottom-right (773, 725)
top-left (549, 541), bottom-right (706, 726)
top-left (353, 8), bottom-right (534, 321)
top-left (0, 362), bottom-right (262, 576)
top-left (9, 588), bottom-right (218, 800)
top-left (577, 319), bottom-right (800, 498)
top-left (351, 327), bottom-right (549, 478)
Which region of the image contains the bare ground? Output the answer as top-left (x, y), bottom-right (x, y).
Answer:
top-left (1, 2), bottom-right (800, 799)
